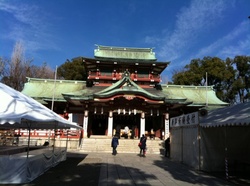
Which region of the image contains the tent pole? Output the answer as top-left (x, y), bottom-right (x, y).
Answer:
top-left (53, 128), bottom-right (56, 154)
top-left (198, 114), bottom-right (201, 171)
top-left (53, 123), bottom-right (58, 154)
top-left (181, 126), bottom-right (183, 163)
top-left (51, 65), bottom-right (57, 111)
top-left (198, 124), bottom-right (201, 171)
top-left (205, 72), bottom-right (208, 108)
top-left (52, 125), bottom-right (57, 167)
top-left (49, 66), bottom-right (58, 144)
top-left (27, 127), bottom-right (31, 159)
top-left (225, 127), bottom-right (229, 180)
top-left (66, 130), bottom-right (69, 151)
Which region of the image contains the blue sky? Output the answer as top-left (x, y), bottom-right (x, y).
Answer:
top-left (0, 0), bottom-right (250, 82)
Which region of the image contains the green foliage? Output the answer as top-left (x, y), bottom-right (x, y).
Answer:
top-left (172, 55), bottom-right (249, 104)
top-left (57, 57), bottom-right (87, 80)
top-left (233, 56), bottom-right (250, 103)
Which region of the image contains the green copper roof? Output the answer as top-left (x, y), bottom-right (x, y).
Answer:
top-left (94, 45), bottom-right (157, 61)
top-left (22, 78), bottom-right (86, 102)
top-left (161, 84), bottom-right (229, 107)
top-left (21, 78), bottom-right (228, 110)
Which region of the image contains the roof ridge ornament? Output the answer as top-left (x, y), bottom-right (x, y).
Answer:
top-left (122, 69), bottom-right (130, 79)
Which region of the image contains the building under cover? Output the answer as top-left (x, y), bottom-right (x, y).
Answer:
top-left (22, 45), bottom-right (228, 139)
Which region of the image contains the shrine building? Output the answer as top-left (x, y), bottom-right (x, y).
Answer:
top-left (21, 45), bottom-right (228, 139)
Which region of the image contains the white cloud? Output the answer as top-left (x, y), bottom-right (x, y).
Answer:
top-left (195, 20), bottom-right (250, 59)
top-left (219, 35), bottom-right (250, 58)
top-left (153, 0), bottom-right (231, 61)
top-left (144, 36), bottom-right (161, 45)
top-left (0, 1), bottom-right (59, 54)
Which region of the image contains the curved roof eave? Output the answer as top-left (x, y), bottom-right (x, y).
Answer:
top-left (165, 100), bottom-right (193, 105)
top-left (94, 73), bottom-right (164, 101)
top-left (63, 94), bottom-right (94, 101)
top-left (94, 89), bottom-right (165, 101)
top-left (161, 84), bottom-right (229, 106)
top-left (82, 57), bottom-right (170, 75)
top-left (43, 98), bottom-right (67, 102)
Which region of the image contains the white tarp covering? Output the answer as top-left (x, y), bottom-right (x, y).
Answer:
top-left (170, 112), bottom-right (200, 169)
top-left (0, 82), bottom-right (81, 129)
top-left (170, 103), bottom-right (250, 176)
top-left (170, 126), bottom-right (199, 169)
top-left (199, 102), bottom-right (250, 173)
top-left (0, 147), bottom-right (66, 184)
top-left (0, 83), bottom-right (81, 184)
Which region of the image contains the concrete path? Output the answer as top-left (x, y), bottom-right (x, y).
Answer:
top-left (18, 151), bottom-right (237, 186)
top-left (73, 151), bottom-right (233, 186)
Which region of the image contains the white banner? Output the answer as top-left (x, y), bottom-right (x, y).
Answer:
top-left (165, 119), bottom-right (169, 138)
top-left (170, 112), bottom-right (199, 127)
top-left (83, 116), bottom-right (88, 134)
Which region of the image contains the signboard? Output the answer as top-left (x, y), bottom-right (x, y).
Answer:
top-left (83, 115), bottom-right (88, 134)
top-left (170, 112), bottom-right (199, 127)
top-left (165, 119), bottom-right (169, 138)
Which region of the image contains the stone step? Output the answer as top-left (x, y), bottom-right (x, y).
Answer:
top-left (79, 138), bottom-right (165, 154)
top-left (89, 135), bottom-right (112, 139)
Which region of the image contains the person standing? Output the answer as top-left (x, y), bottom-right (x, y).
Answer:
top-left (111, 134), bottom-right (119, 155)
top-left (139, 134), bottom-right (147, 157)
top-left (165, 137), bottom-right (170, 157)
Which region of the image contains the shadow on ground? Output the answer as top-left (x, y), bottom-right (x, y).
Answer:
top-left (3, 152), bottom-right (248, 186)
top-left (16, 152), bottom-right (158, 186)
top-left (154, 156), bottom-right (250, 186)
top-left (17, 152), bottom-right (101, 186)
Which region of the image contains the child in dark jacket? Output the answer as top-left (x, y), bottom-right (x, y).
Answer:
top-left (139, 134), bottom-right (147, 157)
top-left (111, 134), bottom-right (119, 155)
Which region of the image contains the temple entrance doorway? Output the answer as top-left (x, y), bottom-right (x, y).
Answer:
top-left (113, 114), bottom-right (140, 139)
top-left (145, 115), bottom-right (163, 139)
top-left (90, 114), bottom-right (108, 135)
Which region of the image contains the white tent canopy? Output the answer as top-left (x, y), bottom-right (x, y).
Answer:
top-left (0, 82), bottom-right (81, 130)
top-left (200, 102), bottom-right (250, 127)
top-left (0, 83), bottom-right (82, 184)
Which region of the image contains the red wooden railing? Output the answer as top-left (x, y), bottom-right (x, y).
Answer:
top-left (88, 71), bottom-right (161, 83)
top-left (14, 129), bottom-right (83, 139)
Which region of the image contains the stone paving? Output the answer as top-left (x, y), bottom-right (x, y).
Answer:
top-left (18, 151), bottom-right (239, 186)
top-left (95, 152), bottom-right (233, 186)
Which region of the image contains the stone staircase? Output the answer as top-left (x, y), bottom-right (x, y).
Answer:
top-left (79, 135), bottom-right (165, 154)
